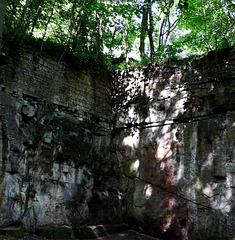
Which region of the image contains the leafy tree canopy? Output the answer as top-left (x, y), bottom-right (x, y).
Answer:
top-left (2, 0), bottom-right (235, 68)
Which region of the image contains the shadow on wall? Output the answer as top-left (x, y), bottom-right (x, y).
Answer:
top-left (112, 47), bottom-right (235, 240)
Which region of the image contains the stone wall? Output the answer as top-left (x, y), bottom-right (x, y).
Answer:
top-left (0, 45), bottom-right (235, 240)
top-left (0, 48), bottom-right (117, 237)
top-left (112, 46), bottom-right (235, 240)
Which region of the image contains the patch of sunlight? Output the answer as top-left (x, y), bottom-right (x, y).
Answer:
top-left (169, 73), bottom-right (182, 84)
top-left (127, 105), bottom-right (136, 118)
top-left (168, 197), bottom-right (177, 210)
top-left (202, 152), bottom-right (214, 170)
top-left (130, 159), bottom-right (140, 177)
top-left (155, 126), bottom-right (179, 163)
top-left (32, 29), bottom-right (43, 38)
top-left (216, 199), bottom-right (231, 213)
top-left (226, 173), bottom-right (233, 187)
top-left (161, 125), bottom-right (171, 134)
top-left (175, 98), bottom-right (186, 109)
top-left (202, 183), bottom-right (217, 198)
top-left (224, 205), bottom-right (231, 213)
top-left (195, 177), bottom-right (203, 190)
top-left (188, 124), bottom-right (198, 183)
top-left (170, 109), bottom-right (180, 120)
top-left (145, 82), bottom-right (157, 99)
top-left (122, 129), bottom-right (140, 149)
top-left (21, 0), bottom-right (27, 6)
top-left (193, 70), bottom-right (202, 80)
top-left (210, 187), bottom-right (232, 213)
top-left (159, 88), bottom-right (176, 99)
top-left (144, 184), bottom-right (153, 199)
top-left (124, 105), bottom-right (140, 123)
top-left (155, 136), bottom-right (172, 161)
top-left (155, 140), bottom-right (172, 161)
top-left (176, 161), bottom-right (184, 182)
top-left (226, 187), bottom-right (233, 200)
top-left (126, 78), bottom-right (145, 101)
top-left (160, 161), bottom-right (166, 170)
top-left (118, 191), bottom-right (123, 200)
top-left (146, 107), bottom-right (157, 123)
top-left (133, 159), bottom-right (140, 170)
top-left (139, 80), bottom-right (145, 94)
top-left (171, 127), bottom-right (178, 141)
top-left (147, 84), bottom-right (188, 122)
top-left (162, 214), bottom-right (175, 233)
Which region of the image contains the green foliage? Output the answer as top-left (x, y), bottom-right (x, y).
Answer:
top-left (3, 29), bottom-right (101, 71)
top-left (177, 0), bottom-right (235, 53)
top-left (2, 0), bottom-right (234, 69)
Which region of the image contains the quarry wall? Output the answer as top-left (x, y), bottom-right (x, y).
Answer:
top-left (0, 46), bottom-right (235, 240)
top-left (112, 47), bottom-right (235, 240)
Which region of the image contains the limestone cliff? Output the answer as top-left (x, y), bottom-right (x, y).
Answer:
top-left (0, 46), bottom-right (235, 240)
top-left (112, 47), bottom-right (235, 240)
top-left (0, 48), bottom-right (116, 237)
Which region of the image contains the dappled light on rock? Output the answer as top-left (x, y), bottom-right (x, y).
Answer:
top-left (0, 46), bottom-right (235, 240)
top-left (113, 46), bottom-right (235, 240)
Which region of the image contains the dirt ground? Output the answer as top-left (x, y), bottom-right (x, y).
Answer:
top-left (0, 230), bottom-right (160, 240)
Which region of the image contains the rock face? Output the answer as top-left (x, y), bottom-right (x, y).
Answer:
top-left (112, 47), bottom-right (235, 240)
top-left (0, 49), bottom-right (116, 236)
top-left (0, 46), bottom-right (235, 240)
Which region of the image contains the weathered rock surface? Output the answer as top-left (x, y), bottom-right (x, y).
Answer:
top-left (0, 46), bottom-right (235, 240)
top-left (0, 48), bottom-right (117, 233)
top-left (112, 47), bottom-right (235, 240)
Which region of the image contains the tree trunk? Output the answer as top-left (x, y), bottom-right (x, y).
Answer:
top-left (40, 0), bottom-right (56, 52)
top-left (108, 27), bottom-right (118, 55)
top-left (30, 2), bottom-right (43, 35)
top-left (58, 0), bottom-right (77, 63)
top-left (24, 0), bottom-right (35, 31)
top-left (28, 0), bottom-right (44, 35)
top-left (0, 0), bottom-right (6, 57)
top-left (10, 0), bottom-right (31, 41)
top-left (158, 16), bottom-right (166, 49)
top-left (147, 0), bottom-right (155, 60)
top-left (96, 0), bottom-right (104, 57)
top-left (124, 23), bottom-right (129, 65)
top-left (158, 0), bottom-right (175, 50)
top-left (139, 4), bottom-right (148, 60)
top-left (70, 0), bottom-right (86, 51)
